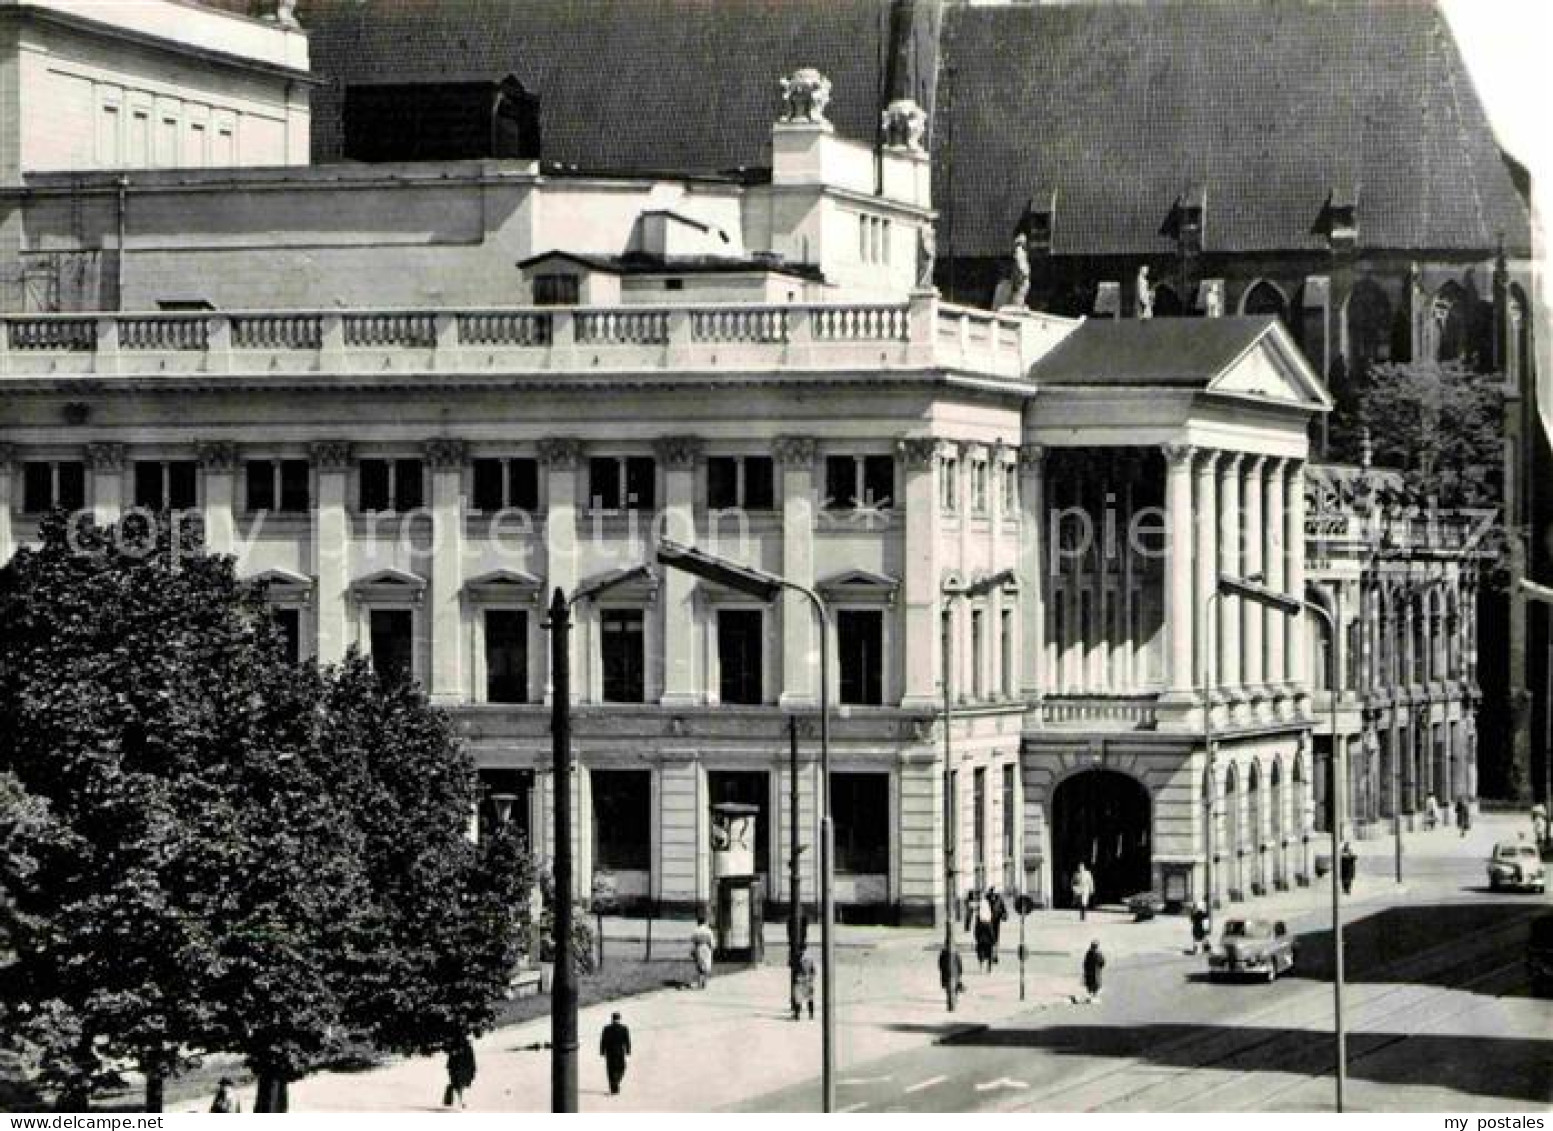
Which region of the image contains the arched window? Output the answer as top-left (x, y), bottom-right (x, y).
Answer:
top-left (1241, 279), bottom-right (1289, 322)
top-left (1425, 282), bottom-right (1468, 362)
top-left (1151, 283), bottom-right (1183, 317)
top-left (1507, 285), bottom-right (1529, 386)
top-left (1344, 278), bottom-right (1393, 373)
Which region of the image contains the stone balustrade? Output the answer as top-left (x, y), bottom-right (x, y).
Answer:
top-left (0, 295), bottom-right (1071, 383)
top-left (1039, 694), bottom-right (1160, 730)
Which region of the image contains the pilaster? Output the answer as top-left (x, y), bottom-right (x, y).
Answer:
top-left (1217, 453), bottom-right (1243, 696)
top-left (310, 440), bottom-right (353, 666)
top-left (425, 437), bottom-right (467, 704)
top-left (1265, 459), bottom-right (1289, 703)
top-left (1019, 443), bottom-right (1046, 698)
top-left (0, 444), bottom-right (13, 564)
top-left (655, 434), bottom-right (703, 706)
top-left (774, 435), bottom-right (819, 708)
top-left (1162, 443), bottom-right (1196, 698)
top-left (1286, 460), bottom-right (1308, 709)
top-left (1193, 449), bottom-right (1219, 696)
top-left (1242, 455), bottom-right (1266, 699)
top-left (86, 442), bottom-right (124, 525)
top-left (197, 441), bottom-right (239, 558)
top-left (899, 434), bottom-right (942, 709)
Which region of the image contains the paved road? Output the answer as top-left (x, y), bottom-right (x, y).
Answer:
top-left (740, 866), bottom-right (1552, 1112)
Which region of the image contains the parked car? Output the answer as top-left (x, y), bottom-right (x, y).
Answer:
top-left (1125, 891), bottom-right (1165, 921)
top-left (1528, 912), bottom-right (1553, 996)
top-left (1487, 841), bottom-right (1546, 893)
top-left (1208, 918), bottom-right (1296, 982)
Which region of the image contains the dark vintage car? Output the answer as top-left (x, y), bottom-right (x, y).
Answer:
top-left (1487, 841), bottom-right (1546, 893)
top-left (1208, 918), bottom-right (1296, 982)
top-left (1528, 912), bottom-right (1553, 996)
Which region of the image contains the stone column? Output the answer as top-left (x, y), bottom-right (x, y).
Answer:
top-left (774, 435), bottom-right (819, 708)
top-left (1193, 449), bottom-right (1219, 693)
top-left (310, 440), bottom-right (353, 666)
top-left (1241, 456), bottom-right (1266, 696)
top-left (539, 438), bottom-right (583, 704)
top-left (656, 435), bottom-right (703, 706)
top-left (1163, 443), bottom-right (1196, 696)
top-left (899, 435), bottom-right (942, 709)
top-left (1217, 453), bottom-right (1243, 693)
top-left (87, 442), bottom-right (124, 525)
top-left (0, 445), bottom-right (13, 564)
top-left (1019, 444), bottom-right (1046, 698)
top-left (197, 441), bottom-right (239, 559)
top-left (1265, 458), bottom-right (1288, 696)
top-left (424, 438), bottom-right (467, 704)
top-left (1285, 461), bottom-right (1307, 706)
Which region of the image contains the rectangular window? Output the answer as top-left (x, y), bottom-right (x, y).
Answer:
top-left (1000, 608), bottom-right (1015, 698)
top-left (971, 608), bottom-right (985, 699)
top-left (273, 607), bottom-right (301, 665)
top-left (824, 455), bottom-right (895, 511)
top-left (862, 455), bottom-right (894, 507)
top-left (591, 769), bottom-right (651, 871)
top-left (485, 609), bottom-right (528, 704)
top-left (838, 609), bottom-right (884, 706)
top-left (706, 455), bottom-right (774, 511)
top-left (600, 608), bottom-right (645, 702)
top-left (940, 610), bottom-right (953, 697)
top-left (133, 460), bottom-right (198, 510)
top-left (358, 459), bottom-right (423, 512)
top-left (1001, 764), bottom-right (1016, 862)
top-left (588, 457), bottom-right (655, 511)
top-left (717, 609), bottom-right (763, 705)
top-left (825, 456), bottom-right (855, 510)
top-left (533, 273), bottom-right (580, 306)
top-left (21, 461), bottom-right (85, 513)
top-left (940, 456), bottom-right (959, 512)
top-left (245, 459), bottom-right (310, 513)
top-left (832, 772), bottom-right (889, 874)
top-left (973, 766), bottom-right (987, 886)
top-left (970, 461), bottom-right (989, 513)
top-left (369, 608), bottom-right (414, 687)
top-left (471, 457), bottom-right (540, 512)
top-left (1002, 464), bottom-right (1019, 513)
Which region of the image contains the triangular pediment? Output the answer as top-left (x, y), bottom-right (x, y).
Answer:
top-left (1207, 322), bottom-right (1333, 411)
top-left (350, 567), bottom-right (426, 603)
top-left (818, 569), bottom-right (899, 604)
top-left (465, 568), bottom-right (544, 602)
top-left (246, 567), bottom-right (313, 590)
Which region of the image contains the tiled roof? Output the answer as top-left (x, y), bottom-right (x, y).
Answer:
top-left (939, 0), bottom-right (1529, 258)
top-left (297, 0), bottom-right (896, 175)
top-left (1028, 316), bottom-right (1278, 388)
top-left (293, 0), bottom-right (1529, 259)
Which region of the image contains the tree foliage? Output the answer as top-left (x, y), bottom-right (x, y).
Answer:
top-left (0, 513), bottom-right (529, 1110)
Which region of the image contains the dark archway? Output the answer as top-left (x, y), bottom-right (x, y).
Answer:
top-left (1051, 769), bottom-right (1151, 906)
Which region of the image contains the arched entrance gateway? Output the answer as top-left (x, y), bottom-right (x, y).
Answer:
top-left (1050, 770), bottom-right (1151, 907)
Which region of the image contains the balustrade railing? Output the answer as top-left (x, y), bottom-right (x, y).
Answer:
top-left (812, 304), bottom-right (910, 341)
top-left (343, 312), bottom-right (437, 348)
top-left (119, 316), bottom-right (209, 351)
top-left (1040, 695), bottom-right (1159, 728)
top-left (9, 318), bottom-right (97, 351)
top-left (689, 307), bottom-right (788, 344)
top-left (457, 311), bottom-right (552, 347)
top-left (575, 308), bottom-right (670, 345)
top-left (232, 314), bottom-right (323, 350)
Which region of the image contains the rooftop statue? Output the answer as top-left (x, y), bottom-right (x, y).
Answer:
top-left (779, 68), bottom-right (832, 124)
top-left (1008, 233), bottom-right (1030, 309)
top-left (1136, 264), bottom-right (1154, 319)
top-left (881, 99), bottom-right (927, 151)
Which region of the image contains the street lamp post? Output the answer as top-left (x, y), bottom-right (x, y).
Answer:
top-left (939, 569), bottom-right (1017, 1013)
top-left (544, 563), bottom-right (655, 1113)
top-left (655, 540), bottom-right (836, 1111)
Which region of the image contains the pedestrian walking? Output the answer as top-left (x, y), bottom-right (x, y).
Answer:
top-left (443, 1037), bottom-right (476, 1109)
top-left (938, 943), bottom-right (965, 999)
top-left (1081, 939), bottom-right (1105, 1003)
top-left (1424, 792), bottom-right (1439, 831)
top-left (1339, 841), bottom-right (1357, 896)
top-left (966, 889), bottom-right (994, 972)
top-left (599, 1012), bottom-right (632, 1096)
top-left (986, 885), bottom-right (1009, 965)
top-left (1456, 795), bottom-right (1472, 836)
top-left (1188, 901), bottom-right (1211, 955)
top-left (689, 915), bottom-right (716, 989)
top-left (791, 945), bottom-right (816, 1020)
top-left (209, 1078), bottom-right (241, 1113)
top-left (1532, 804), bottom-right (1548, 854)
top-left (1071, 862), bottom-right (1095, 921)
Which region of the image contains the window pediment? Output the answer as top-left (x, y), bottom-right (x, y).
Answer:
top-left (350, 567), bottom-right (427, 605)
top-left (465, 567), bottom-right (544, 604)
top-left (247, 567), bottom-right (314, 604)
top-left (819, 569), bottom-right (899, 606)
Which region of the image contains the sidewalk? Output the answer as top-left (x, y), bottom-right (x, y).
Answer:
top-left (234, 813), bottom-right (1522, 1113)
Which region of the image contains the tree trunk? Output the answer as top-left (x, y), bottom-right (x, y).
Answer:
top-left (143, 1070), bottom-right (165, 1113)
top-left (254, 1072), bottom-right (290, 1113)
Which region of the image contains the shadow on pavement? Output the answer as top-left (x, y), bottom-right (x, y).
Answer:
top-left (942, 1023), bottom-right (1553, 1105)
top-left (1288, 901), bottom-right (1544, 997)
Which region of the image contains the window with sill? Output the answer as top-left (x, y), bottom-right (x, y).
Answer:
top-left (534, 273), bottom-right (581, 306)
top-left (246, 459), bottom-right (311, 513)
top-left (970, 608), bottom-right (986, 699)
top-left (832, 772), bottom-right (889, 874)
top-left (21, 460), bottom-right (86, 514)
top-left (939, 456), bottom-right (959, 512)
top-left (600, 608), bottom-right (646, 702)
top-left (706, 456), bottom-right (775, 511)
top-left (133, 460), bottom-right (198, 511)
top-left (824, 455), bottom-right (894, 511)
top-left (369, 608), bottom-right (415, 688)
top-left (717, 608), bottom-right (763, 705)
top-left (592, 769), bottom-right (651, 872)
top-left (359, 458), bottom-right (424, 513)
top-left (970, 460), bottom-right (989, 514)
top-left (1002, 463), bottom-right (1019, 514)
top-left (838, 608), bottom-right (884, 706)
top-left (589, 456), bottom-right (656, 512)
top-left (272, 607), bottom-right (302, 665)
top-left (485, 609), bottom-right (529, 704)
top-left (472, 457), bottom-right (540, 513)
top-left (1000, 608), bottom-right (1015, 698)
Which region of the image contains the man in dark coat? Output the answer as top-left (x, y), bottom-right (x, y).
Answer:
top-left (986, 886), bottom-right (1009, 964)
top-left (938, 944), bottom-right (965, 1000)
top-left (1339, 842), bottom-right (1358, 895)
top-left (1082, 940), bottom-right (1105, 1002)
top-left (600, 1012), bottom-right (632, 1096)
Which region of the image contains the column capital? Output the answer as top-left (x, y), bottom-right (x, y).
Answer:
top-left (1161, 442), bottom-right (1196, 468)
top-left (1194, 448), bottom-right (1220, 475)
top-left (1018, 442), bottom-right (1046, 468)
top-left (537, 437), bottom-right (585, 469)
top-left (1283, 457), bottom-right (1306, 481)
top-left (196, 440), bottom-right (240, 470)
top-left (1218, 450), bottom-right (1245, 474)
top-left (86, 442), bottom-right (124, 471)
top-left (1243, 453), bottom-right (1268, 475)
top-left (309, 439), bottom-right (353, 470)
top-left (652, 434), bottom-right (704, 469)
top-left (897, 435), bottom-right (939, 468)
top-left (423, 437), bottom-right (469, 469)
top-left (772, 434), bottom-right (818, 466)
